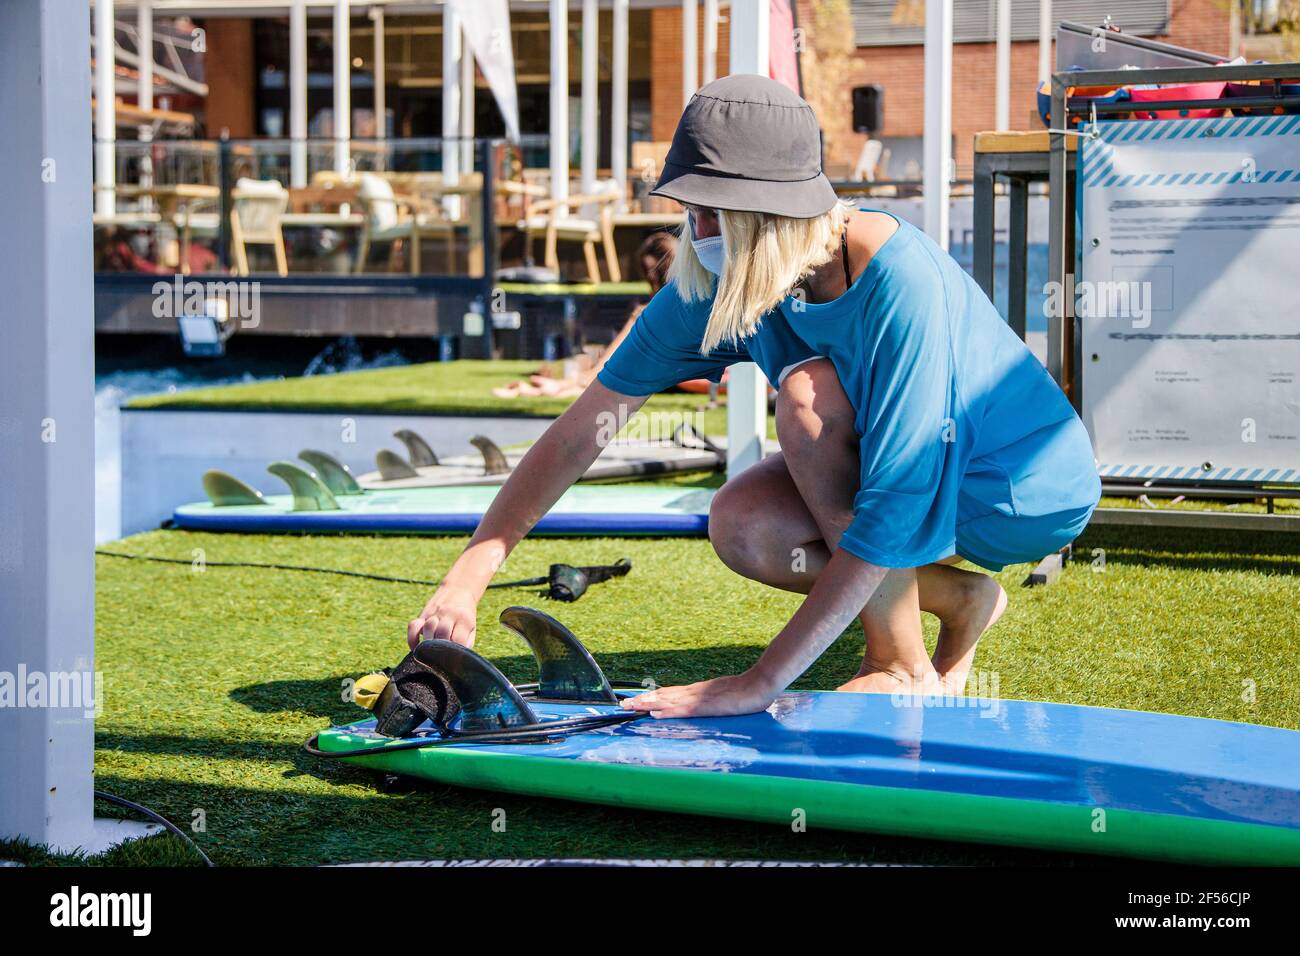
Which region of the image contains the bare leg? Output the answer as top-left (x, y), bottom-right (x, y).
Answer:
top-left (708, 360), bottom-right (1005, 692)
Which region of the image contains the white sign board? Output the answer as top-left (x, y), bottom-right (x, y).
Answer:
top-left (1079, 115), bottom-right (1300, 484)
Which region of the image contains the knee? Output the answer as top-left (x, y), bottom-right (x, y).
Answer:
top-left (708, 479), bottom-right (769, 574)
top-left (775, 359), bottom-right (857, 454)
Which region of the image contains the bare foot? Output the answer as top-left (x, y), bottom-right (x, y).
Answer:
top-left (837, 663), bottom-right (943, 696)
top-left (932, 575), bottom-right (1007, 695)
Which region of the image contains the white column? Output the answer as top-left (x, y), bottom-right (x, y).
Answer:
top-left (726, 0), bottom-right (769, 477)
top-left (0, 0), bottom-right (98, 853)
top-left (702, 0), bottom-right (719, 86)
top-left (923, 0), bottom-right (952, 249)
top-left (371, 5), bottom-right (386, 140)
top-left (549, 0), bottom-right (569, 203)
top-left (137, 0), bottom-right (153, 113)
top-left (995, 0), bottom-right (1010, 131)
top-left (290, 0), bottom-right (308, 186)
top-left (443, 4), bottom-right (463, 218)
top-left (94, 0), bottom-right (115, 216)
top-left (682, 0), bottom-right (698, 106)
top-left (580, 0), bottom-right (598, 197)
top-left (460, 29), bottom-right (475, 177)
top-left (611, 0), bottom-right (629, 211)
top-left (333, 0), bottom-right (351, 175)
top-left (1038, 0), bottom-right (1053, 86)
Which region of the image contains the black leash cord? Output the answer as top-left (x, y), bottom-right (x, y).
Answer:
top-left (304, 710), bottom-right (645, 759)
top-left (93, 790), bottom-right (215, 867)
top-left (95, 549), bottom-right (621, 593)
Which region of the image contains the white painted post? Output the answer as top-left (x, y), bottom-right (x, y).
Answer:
top-left (682, 0), bottom-right (699, 106)
top-left (549, 0), bottom-right (569, 204)
top-left (137, 0), bottom-right (153, 113)
top-left (333, 0), bottom-right (351, 175)
top-left (0, 0), bottom-right (98, 853)
top-left (94, 0), bottom-right (115, 216)
top-left (290, 0), bottom-right (308, 186)
top-left (371, 5), bottom-right (386, 141)
top-left (725, 0), bottom-right (769, 477)
top-left (580, 0), bottom-right (598, 198)
top-left (995, 0), bottom-right (1010, 131)
top-left (1038, 0), bottom-right (1053, 86)
top-left (703, 0), bottom-right (719, 86)
top-left (611, 0), bottom-right (629, 211)
top-left (442, 3), bottom-right (462, 220)
top-left (923, 0), bottom-right (952, 249)
top-left (460, 23), bottom-right (475, 176)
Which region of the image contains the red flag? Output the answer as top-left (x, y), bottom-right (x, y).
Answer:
top-left (769, 0), bottom-right (801, 94)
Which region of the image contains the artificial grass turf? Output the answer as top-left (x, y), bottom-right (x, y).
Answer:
top-left (124, 358), bottom-right (759, 439)
top-left (73, 512), bottom-right (1299, 867)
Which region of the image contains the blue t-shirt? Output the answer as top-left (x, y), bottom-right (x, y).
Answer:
top-left (598, 216), bottom-right (1099, 568)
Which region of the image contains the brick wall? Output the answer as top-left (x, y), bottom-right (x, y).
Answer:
top-left (646, 0), bottom-right (1234, 179)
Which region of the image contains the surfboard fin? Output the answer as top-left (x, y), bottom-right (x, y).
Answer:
top-left (202, 470), bottom-right (267, 507)
top-left (394, 429), bottom-right (439, 467)
top-left (362, 640), bottom-right (541, 737)
top-left (498, 606), bottom-right (619, 703)
top-left (470, 434), bottom-right (511, 475)
top-left (267, 461), bottom-right (340, 512)
top-left (298, 450), bottom-right (363, 496)
top-left (375, 448), bottom-right (419, 481)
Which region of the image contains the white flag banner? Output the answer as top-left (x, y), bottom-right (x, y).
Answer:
top-left (449, 0), bottom-right (520, 142)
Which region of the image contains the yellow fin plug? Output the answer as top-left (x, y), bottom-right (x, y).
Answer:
top-left (353, 672), bottom-right (391, 711)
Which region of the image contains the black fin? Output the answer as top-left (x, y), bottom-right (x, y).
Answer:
top-left (410, 640), bottom-right (539, 732)
top-left (298, 450), bottom-right (363, 496)
top-left (375, 448), bottom-right (419, 481)
top-left (498, 606), bottom-right (618, 703)
top-left (202, 470), bottom-right (266, 507)
top-left (394, 429), bottom-right (439, 467)
top-left (267, 461), bottom-right (340, 511)
top-left (470, 434), bottom-right (511, 475)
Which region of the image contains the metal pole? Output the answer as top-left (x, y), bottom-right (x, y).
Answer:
top-left (137, 0), bottom-right (153, 113)
top-left (1038, 0), bottom-right (1053, 86)
top-left (290, 0), bottom-right (308, 186)
top-left (460, 19), bottom-right (474, 176)
top-left (995, 0), bottom-right (1010, 130)
top-left (549, 0), bottom-right (569, 204)
top-left (443, 3), bottom-right (462, 219)
top-left (581, 0), bottom-right (598, 197)
top-left (703, 0), bottom-right (719, 85)
top-left (334, 0), bottom-right (351, 175)
top-left (611, 0), bottom-right (629, 211)
top-left (682, 0), bottom-right (699, 106)
top-left (371, 5), bottom-right (386, 141)
top-left (0, 0), bottom-right (98, 853)
top-left (923, 0), bottom-right (952, 248)
top-left (726, 0), bottom-right (769, 478)
top-left (94, 0), bottom-right (115, 216)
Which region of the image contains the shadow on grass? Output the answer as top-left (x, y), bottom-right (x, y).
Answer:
top-left (1075, 526), bottom-right (1299, 576)
top-left (85, 769), bottom-right (1109, 868)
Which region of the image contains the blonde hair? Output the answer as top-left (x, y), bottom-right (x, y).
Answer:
top-left (671, 201), bottom-right (853, 354)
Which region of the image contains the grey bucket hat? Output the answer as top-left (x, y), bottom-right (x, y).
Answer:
top-left (651, 74), bottom-right (838, 219)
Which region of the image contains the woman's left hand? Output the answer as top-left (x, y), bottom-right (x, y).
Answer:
top-left (620, 671), bottom-right (777, 719)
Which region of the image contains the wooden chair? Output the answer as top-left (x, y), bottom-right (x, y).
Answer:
top-left (230, 178), bottom-right (289, 276)
top-left (354, 172), bottom-right (456, 274)
top-left (517, 189), bottom-right (622, 283)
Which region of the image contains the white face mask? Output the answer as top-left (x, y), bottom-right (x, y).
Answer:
top-left (688, 211), bottom-right (726, 276)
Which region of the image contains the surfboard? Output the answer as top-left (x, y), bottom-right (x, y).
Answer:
top-left (313, 690), bottom-right (1300, 865)
top-left (356, 441), bottom-right (722, 490)
top-left (173, 483), bottom-right (715, 535)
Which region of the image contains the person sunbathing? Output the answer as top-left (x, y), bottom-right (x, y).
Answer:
top-left (492, 232), bottom-right (677, 399)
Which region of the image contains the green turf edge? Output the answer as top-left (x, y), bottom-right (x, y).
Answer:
top-left (315, 729), bottom-right (1300, 867)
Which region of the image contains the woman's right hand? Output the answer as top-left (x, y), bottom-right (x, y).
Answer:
top-left (408, 584), bottom-right (480, 649)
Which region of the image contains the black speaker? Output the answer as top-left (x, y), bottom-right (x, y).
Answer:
top-left (851, 85), bottom-right (884, 134)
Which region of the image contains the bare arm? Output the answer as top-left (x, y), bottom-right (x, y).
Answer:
top-left (408, 380), bottom-right (649, 647)
top-left (623, 548), bottom-right (888, 717)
